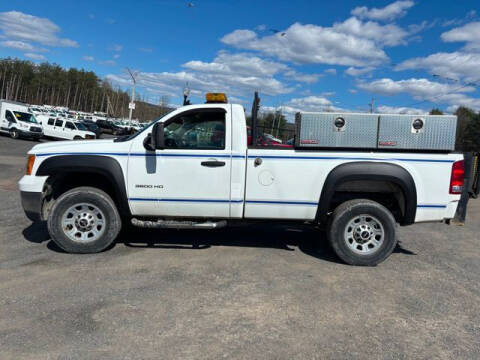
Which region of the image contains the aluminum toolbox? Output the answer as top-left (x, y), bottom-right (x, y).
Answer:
top-left (377, 114), bottom-right (457, 151)
top-left (295, 112), bottom-right (379, 148)
top-left (295, 112), bottom-right (457, 151)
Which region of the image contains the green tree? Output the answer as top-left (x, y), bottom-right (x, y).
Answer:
top-left (429, 108), bottom-right (443, 115)
top-left (455, 106), bottom-right (479, 151)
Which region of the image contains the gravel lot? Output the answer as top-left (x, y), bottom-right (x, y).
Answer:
top-left (0, 135), bottom-right (479, 360)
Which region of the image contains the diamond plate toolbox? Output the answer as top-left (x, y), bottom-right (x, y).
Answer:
top-left (295, 112), bottom-right (379, 148)
top-left (295, 112), bottom-right (457, 151)
top-left (377, 114), bottom-right (456, 151)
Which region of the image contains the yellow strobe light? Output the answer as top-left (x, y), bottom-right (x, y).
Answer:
top-left (205, 93), bottom-right (228, 103)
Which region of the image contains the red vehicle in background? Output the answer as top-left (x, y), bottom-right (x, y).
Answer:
top-left (247, 126), bottom-right (293, 148)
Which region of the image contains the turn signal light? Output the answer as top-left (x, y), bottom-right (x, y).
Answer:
top-left (26, 155), bottom-right (35, 175)
top-left (449, 160), bottom-right (464, 194)
top-left (205, 93), bottom-right (227, 103)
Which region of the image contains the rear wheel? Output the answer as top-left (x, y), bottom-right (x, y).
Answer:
top-left (9, 128), bottom-right (19, 139)
top-left (47, 187), bottom-right (122, 253)
top-left (327, 199), bottom-right (397, 266)
top-left (73, 136), bottom-right (82, 140)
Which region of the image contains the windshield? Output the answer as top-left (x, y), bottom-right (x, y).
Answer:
top-left (14, 111), bottom-right (38, 124)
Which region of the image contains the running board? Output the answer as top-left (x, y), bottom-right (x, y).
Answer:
top-left (131, 218), bottom-right (227, 229)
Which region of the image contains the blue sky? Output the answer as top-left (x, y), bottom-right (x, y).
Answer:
top-left (0, 0), bottom-right (479, 117)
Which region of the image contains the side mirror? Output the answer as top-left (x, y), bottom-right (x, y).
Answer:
top-left (143, 122), bottom-right (165, 151)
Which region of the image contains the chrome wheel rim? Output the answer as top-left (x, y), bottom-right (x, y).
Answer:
top-left (61, 203), bottom-right (106, 243)
top-left (344, 214), bottom-right (384, 255)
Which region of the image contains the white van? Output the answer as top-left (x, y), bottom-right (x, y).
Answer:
top-left (0, 100), bottom-right (43, 140)
top-left (41, 117), bottom-right (96, 140)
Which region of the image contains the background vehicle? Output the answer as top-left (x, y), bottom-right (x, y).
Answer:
top-left (19, 93), bottom-right (474, 266)
top-left (80, 120), bottom-right (102, 138)
top-left (0, 100), bottom-right (43, 140)
top-left (41, 117), bottom-right (96, 140)
top-left (96, 119), bottom-right (128, 135)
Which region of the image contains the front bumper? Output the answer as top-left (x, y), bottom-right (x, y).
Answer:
top-left (19, 129), bottom-right (43, 139)
top-left (19, 175), bottom-right (48, 222)
top-left (20, 191), bottom-right (43, 221)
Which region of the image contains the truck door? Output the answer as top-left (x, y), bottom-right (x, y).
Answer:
top-left (128, 107), bottom-right (232, 218)
top-left (54, 119), bottom-right (64, 139)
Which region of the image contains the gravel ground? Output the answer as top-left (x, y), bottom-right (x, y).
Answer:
top-left (0, 135), bottom-right (479, 360)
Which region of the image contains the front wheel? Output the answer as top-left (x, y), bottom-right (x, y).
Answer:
top-left (327, 199), bottom-right (397, 266)
top-left (47, 187), bottom-right (122, 253)
top-left (9, 128), bottom-right (19, 139)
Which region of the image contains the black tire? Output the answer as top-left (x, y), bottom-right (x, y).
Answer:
top-left (327, 199), bottom-right (397, 266)
top-left (9, 128), bottom-right (19, 139)
top-left (73, 136), bottom-right (82, 140)
top-left (47, 187), bottom-right (122, 253)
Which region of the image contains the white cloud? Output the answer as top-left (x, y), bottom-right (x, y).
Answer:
top-left (283, 69), bottom-right (321, 83)
top-left (324, 68), bottom-right (337, 75)
top-left (333, 17), bottom-right (409, 47)
top-left (24, 53), bottom-right (46, 61)
top-left (441, 21), bottom-right (480, 50)
top-left (351, 1), bottom-right (415, 21)
top-left (358, 78), bottom-right (475, 97)
top-left (376, 105), bottom-right (428, 114)
top-left (255, 24), bottom-right (266, 31)
top-left (395, 51), bottom-right (480, 83)
top-left (110, 44), bottom-right (123, 52)
top-left (221, 22), bottom-right (390, 67)
top-left (139, 47), bottom-right (153, 53)
top-left (83, 55), bottom-right (94, 61)
top-left (113, 54), bottom-right (121, 59)
top-left (183, 51), bottom-right (287, 77)
top-left (0, 40), bottom-right (47, 52)
top-left (0, 11), bottom-right (78, 47)
top-left (357, 77), bottom-right (480, 110)
top-left (107, 52), bottom-right (294, 98)
top-left (345, 66), bottom-right (375, 77)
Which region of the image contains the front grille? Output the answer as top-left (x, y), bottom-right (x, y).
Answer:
top-left (30, 126), bottom-right (42, 133)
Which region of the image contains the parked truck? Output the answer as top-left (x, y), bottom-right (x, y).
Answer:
top-left (18, 93), bottom-right (472, 265)
top-left (0, 100), bottom-right (43, 140)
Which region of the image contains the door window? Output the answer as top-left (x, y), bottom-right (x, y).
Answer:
top-left (65, 121), bottom-right (75, 130)
top-left (47, 118), bottom-right (55, 125)
top-left (164, 110), bottom-right (225, 150)
top-left (5, 111), bottom-right (16, 123)
top-left (55, 119), bottom-right (64, 127)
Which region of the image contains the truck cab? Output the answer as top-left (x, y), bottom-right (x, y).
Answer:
top-left (18, 93), bottom-right (469, 265)
top-left (0, 100), bottom-right (43, 140)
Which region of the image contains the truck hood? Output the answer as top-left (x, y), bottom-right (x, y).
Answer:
top-left (28, 139), bottom-right (117, 155)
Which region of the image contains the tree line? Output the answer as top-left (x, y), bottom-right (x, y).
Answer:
top-left (0, 58), bottom-right (171, 121)
top-left (430, 108), bottom-right (480, 152)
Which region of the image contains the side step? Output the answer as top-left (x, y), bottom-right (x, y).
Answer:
top-left (131, 218), bottom-right (227, 229)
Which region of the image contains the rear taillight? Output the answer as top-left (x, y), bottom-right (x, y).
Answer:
top-left (450, 160), bottom-right (465, 194)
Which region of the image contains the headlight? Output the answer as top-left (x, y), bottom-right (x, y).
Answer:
top-left (26, 155), bottom-right (35, 175)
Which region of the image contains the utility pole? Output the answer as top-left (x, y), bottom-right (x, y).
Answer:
top-left (369, 97), bottom-right (375, 113)
top-left (126, 68), bottom-right (138, 126)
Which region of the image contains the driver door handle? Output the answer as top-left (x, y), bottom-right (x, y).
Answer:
top-left (201, 160), bottom-right (225, 167)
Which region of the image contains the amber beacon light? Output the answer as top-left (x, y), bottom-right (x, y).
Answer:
top-left (205, 93), bottom-right (228, 103)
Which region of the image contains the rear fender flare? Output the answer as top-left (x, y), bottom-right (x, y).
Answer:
top-left (317, 161), bottom-right (417, 225)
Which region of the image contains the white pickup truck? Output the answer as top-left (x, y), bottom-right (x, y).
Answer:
top-left (18, 93), bottom-right (468, 265)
